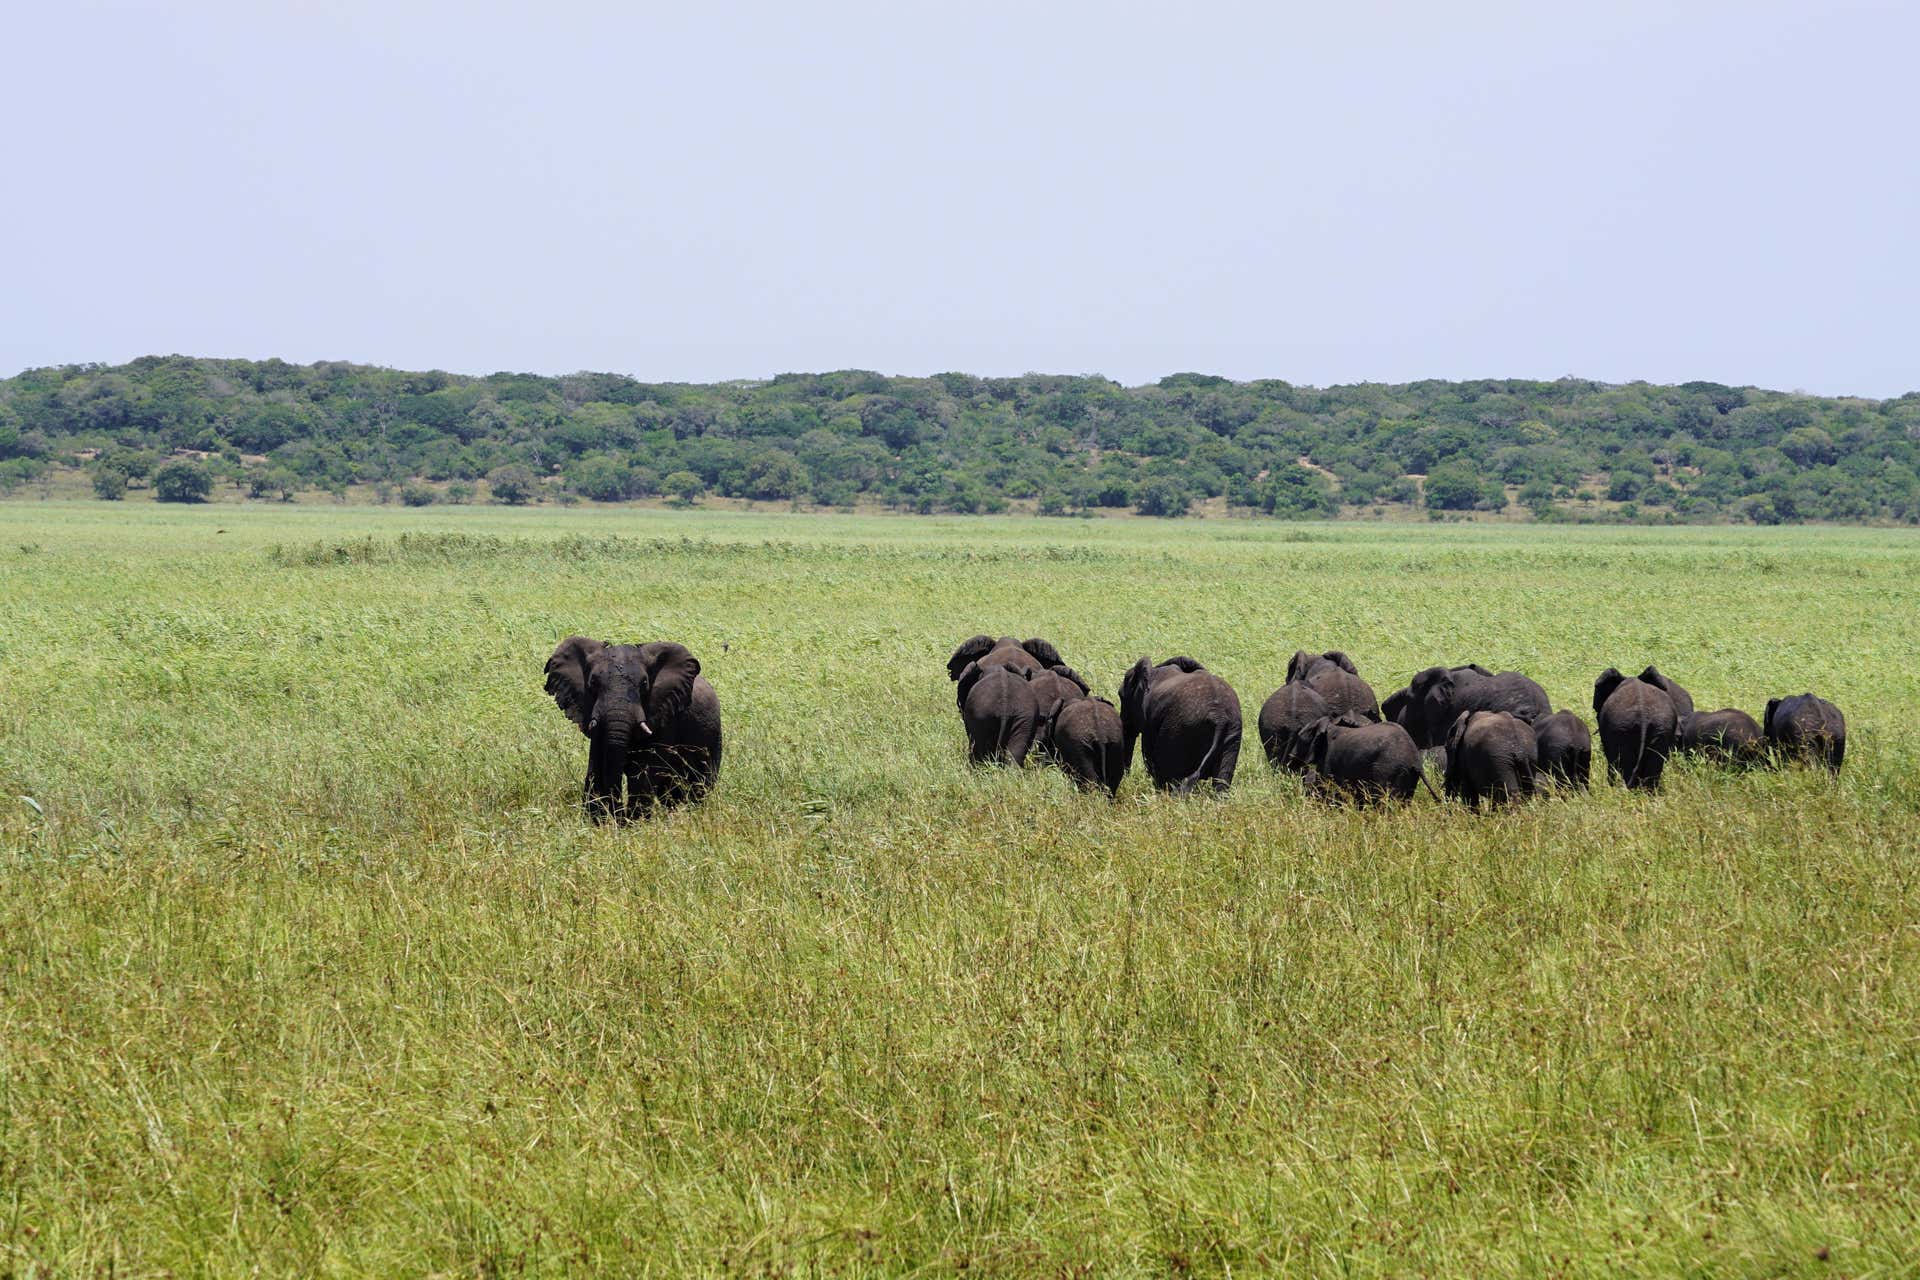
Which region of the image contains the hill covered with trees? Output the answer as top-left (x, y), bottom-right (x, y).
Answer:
top-left (2, 356), bottom-right (1917, 523)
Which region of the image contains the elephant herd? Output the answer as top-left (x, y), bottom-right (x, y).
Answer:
top-left (537, 632), bottom-right (1846, 821)
top-left (946, 634), bottom-right (1847, 807)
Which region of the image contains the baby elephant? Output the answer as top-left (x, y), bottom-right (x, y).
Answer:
top-left (1037, 696), bottom-right (1131, 796)
top-left (1291, 714), bottom-right (1435, 804)
top-left (1679, 708), bottom-right (1765, 766)
top-left (1764, 693), bottom-right (1846, 771)
top-left (1258, 682), bottom-right (1331, 771)
top-left (1444, 710), bottom-right (1539, 806)
top-left (1532, 709), bottom-right (1591, 789)
top-left (955, 661), bottom-right (1041, 765)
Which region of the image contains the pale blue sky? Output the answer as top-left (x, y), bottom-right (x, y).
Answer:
top-left (5, 1), bottom-right (1915, 395)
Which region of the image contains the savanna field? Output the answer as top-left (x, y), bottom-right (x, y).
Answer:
top-left (3, 503), bottom-right (1920, 1277)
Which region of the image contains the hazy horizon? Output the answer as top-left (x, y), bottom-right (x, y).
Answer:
top-left (6, 1), bottom-right (1916, 398)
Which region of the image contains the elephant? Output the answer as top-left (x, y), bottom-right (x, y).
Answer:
top-left (1025, 664), bottom-right (1091, 763)
top-left (955, 660), bottom-right (1042, 765)
top-left (1532, 709), bottom-right (1592, 789)
top-left (1443, 710), bottom-right (1539, 806)
top-left (1026, 664), bottom-right (1090, 712)
top-left (1635, 666), bottom-right (1695, 720)
top-left (946, 635), bottom-right (1066, 695)
top-left (1405, 664), bottom-right (1551, 749)
top-left (1678, 708), bottom-right (1765, 765)
top-left (1036, 695), bottom-right (1131, 796)
top-left (1119, 656), bottom-right (1243, 794)
top-left (1284, 650), bottom-right (1380, 721)
top-left (1291, 713), bottom-right (1436, 804)
top-left (1383, 685), bottom-right (1450, 777)
top-left (1764, 693), bottom-right (1846, 771)
top-left (1257, 681), bottom-right (1330, 771)
top-left (544, 636), bottom-right (722, 821)
top-left (1592, 667), bottom-right (1681, 790)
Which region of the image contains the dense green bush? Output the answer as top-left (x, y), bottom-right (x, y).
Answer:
top-left (14, 356), bottom-right (1917, 522)
top-left (152, 458), bottom-right (212, 504)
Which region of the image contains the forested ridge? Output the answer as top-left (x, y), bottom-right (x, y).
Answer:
top-left (3, 356), bottom-right (1918, 522)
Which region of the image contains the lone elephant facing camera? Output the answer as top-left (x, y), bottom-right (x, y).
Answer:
top-left (544, 636), bottom-right (722, 821)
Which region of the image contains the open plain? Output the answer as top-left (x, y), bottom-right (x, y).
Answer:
top-left (2, 503), bottom-right (1918, 1275)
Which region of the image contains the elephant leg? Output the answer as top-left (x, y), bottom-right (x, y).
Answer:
top-left (1209, 734), bottom-right (1241, 794)
top-left (1005, 717), bottom-right (1039, 766)
top-left (584, 751), bottom-right (622, 822)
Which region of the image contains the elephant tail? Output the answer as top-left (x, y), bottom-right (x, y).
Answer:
top-left (1417, 770), bottom-right (1442, 803)
top-left (1103, 738), bottom-right (1124, 797)
top-left (1628, 720), bottom-right (1650, 787)
top-left (993, 713), bottom-right (1014, 763)
top-left (1179, 717), bottom-right (1231, 792)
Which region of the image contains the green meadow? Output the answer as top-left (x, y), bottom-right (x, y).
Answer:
top-left (2, 502), bottom-right (1918, 1276)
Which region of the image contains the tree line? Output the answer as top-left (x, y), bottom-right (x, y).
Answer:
top-left (2, 356), bottom-right (1917, 523)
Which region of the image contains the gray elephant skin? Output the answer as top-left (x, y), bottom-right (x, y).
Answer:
top-left (1120, 656), bottom-right (1243, 794)
top-left (955, 661), bottom-right (1042, 765)
top-left (1592, 667), bottom-right (1681, 790)
top-left (1292, 714), bottom-right (1434, 804)
top-left (1037, 695), bottom-right (1131, 796)
top-left (1679, 708), bottom-right (1765, 765)
top-left (1405, 664), bottom-right (1551, 749)
top-left (947, 635), bottom-right (1067, 684)
top-left (1284, 650), bottom-right (1380, 722)
top-left (545, 636), bottom-right (722, 821)
top-left (1764, 693), bottom-right (1846, 771)
top-left (1258, 682), bottom-right (1331, 771)
top-left (1532, 709), bottom-right (1592, 789)
top-left (1444, 709), bottom-right (1539, 805)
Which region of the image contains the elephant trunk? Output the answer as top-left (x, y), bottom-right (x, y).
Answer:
top-left (589, 716), bottom-right (634, 812)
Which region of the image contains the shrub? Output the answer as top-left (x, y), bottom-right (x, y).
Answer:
top-left (487, 465), bottom-right (538, 505)
top-left (1133, 475), bottom-right (1192, 517)
top-left (92, 464), bottom-right (128, 501)
top-left (663, 471), bottom-right (705, 506)
top-left (401, 483), bottom-right (437, 507)
top-left (152, 459), bottom-right (213, 504)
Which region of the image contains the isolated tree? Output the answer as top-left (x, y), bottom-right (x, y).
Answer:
top-left (1133, 475), bottom-right (1192, 517)
top-left (91, 463), bottom-right (128, 500)
top-left (487, 464), bottom-right (538, 505)
top-left (663, 470), bottom-right (705, 506)
top-left (153, 458), bottom-right (213, 504)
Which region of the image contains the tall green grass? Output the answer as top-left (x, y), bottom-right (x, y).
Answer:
top-left (2, 503), bottom-right (1917, 1275)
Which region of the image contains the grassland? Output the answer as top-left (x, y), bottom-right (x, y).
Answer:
top-left (2, 503), bottom-right (1918, 1276)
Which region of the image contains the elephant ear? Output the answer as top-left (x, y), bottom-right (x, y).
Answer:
top-left (1119, 657), bottom-right (1152, 748)
top-left (1445, 709), bottom-right (1474, 753)
top-left (1463, 663), bottom-right (1493, 677)
top-left (1439, 721), bottom-right (1461, 796)
top-left (1160, 655), bottom-right (1205, 673)
top-left (1324, 650), bottom-right (1358, 675)
top-left (1639, 665), bottom-right (1692, 715)
top-left (955, 660), bottom-right (986, 709)
top-left (1022, 637), bottom-right (1066, 669)
top-left (948, 635), bottom-right (996, 680)
top-left (1763, 697), bottom-right (1782, 738)
top-left (1593, 668), bottom-right (1626, 717)
top-left (1306, 718), bottom-right (1335, 769)
top-left (1051, 663), bottom-right (1090, 695)
top-left (639, 642), bottom-right (701, 728)
top-left (1382, 688), bottom-right (1411, 725)
top-left (544, 636), bottom-right (604, 735)
top-left (1286, 650), bottom-right (1311, 683)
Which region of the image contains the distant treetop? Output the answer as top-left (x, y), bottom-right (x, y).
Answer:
top-left (3, 357), bottom-right (1916, 523)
